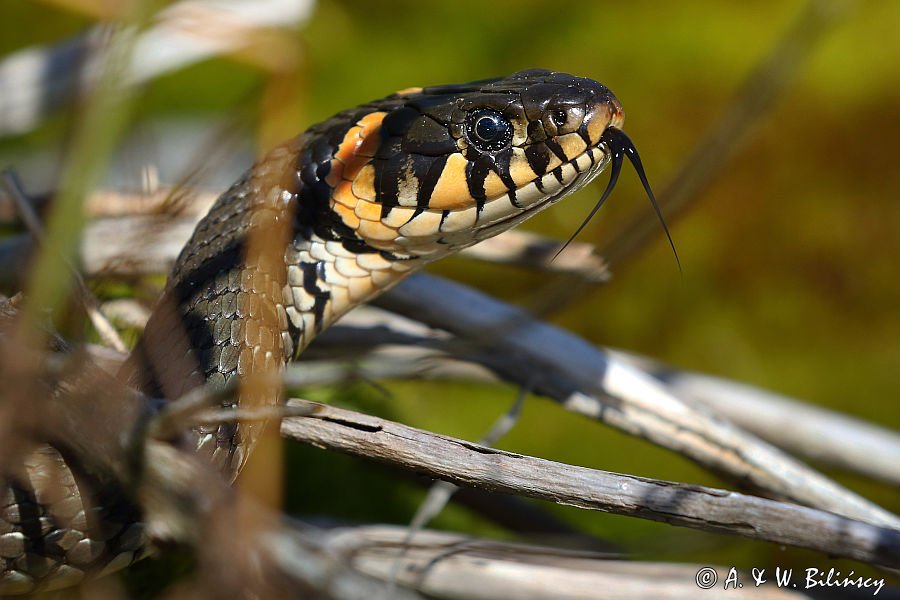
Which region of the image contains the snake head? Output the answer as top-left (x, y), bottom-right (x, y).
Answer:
top-left (323, 69), bottom-right (628, 258)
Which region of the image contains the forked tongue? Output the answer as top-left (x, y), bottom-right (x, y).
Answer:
top-left (554, 127), bottom-right (681, 272)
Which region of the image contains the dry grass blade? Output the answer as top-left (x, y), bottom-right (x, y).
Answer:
top-left (523, 0), bottom-right (855, 320)
top-left (1, 171), bottom-right (127, 352)
top-left (603, 0), bottom-right (854, 270)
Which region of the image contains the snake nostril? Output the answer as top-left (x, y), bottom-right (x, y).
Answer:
top-left (608, 98), bottom-right (624, 127)
top-left (551, 110), bottom-right (568, 127)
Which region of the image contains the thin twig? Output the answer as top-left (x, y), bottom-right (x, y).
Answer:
top-left (384, 387), bottom-right (530, 596)
top-left (0, 170), bottom-right (127, 352)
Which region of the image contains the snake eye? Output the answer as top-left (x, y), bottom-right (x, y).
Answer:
top-left (466, 109), bottom-right (513, 152)
top-left (544, 106), bottom-right (584, 135)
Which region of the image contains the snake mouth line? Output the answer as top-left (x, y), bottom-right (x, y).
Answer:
top-left (473, 143), bottom-right (611, 241)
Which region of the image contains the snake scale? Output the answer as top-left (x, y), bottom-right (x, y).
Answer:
top-left (1, 69), bottom-right (657, 594)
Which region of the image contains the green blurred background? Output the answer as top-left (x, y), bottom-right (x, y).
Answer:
top-left (2, 0), bottom-right (899, 589)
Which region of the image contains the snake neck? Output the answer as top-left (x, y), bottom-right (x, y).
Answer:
top-left (124, 126), bottom-right (428, 474)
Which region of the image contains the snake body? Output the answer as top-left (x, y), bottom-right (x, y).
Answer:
top-left (2, 69), bottom-right (631, 593)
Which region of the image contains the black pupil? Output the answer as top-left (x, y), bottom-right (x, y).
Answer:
top-left (552, 110), bottom-right (567, 126)
top-left (466, 109), bottom-right (511, 152)
top-left (474, 113), bottom-right (504, 142)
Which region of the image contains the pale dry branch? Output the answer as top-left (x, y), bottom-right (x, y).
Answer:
top-left (294, 310), bottom-right (900, 488)
top-left (320, 525), bottom-right (834, 599)
top-left (373, 275), bottom-right (900, 529)
top-left (281, 399), bottom-right (900, 568)
top-left (609, 350), bottom-right (900, 487)
top-left (0, 0), bottom-right (315, 137)
top-left (461, 230), bottom-right (609, 282)
top-left (0, 188), bottom-right (219, 224)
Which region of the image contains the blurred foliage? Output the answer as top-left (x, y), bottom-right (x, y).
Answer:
top-left (2, 0), bottom-right (899, 590)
